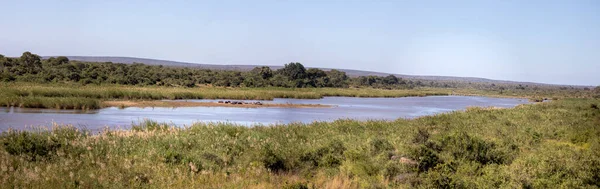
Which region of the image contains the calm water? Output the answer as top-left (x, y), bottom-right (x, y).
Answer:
top-left (0, 96), bottom-right (529, 131)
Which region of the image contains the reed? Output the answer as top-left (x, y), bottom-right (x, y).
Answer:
top-left (0, 82), bottom-right (451, 109)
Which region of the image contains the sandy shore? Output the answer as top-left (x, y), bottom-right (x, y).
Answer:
top-left (102, 100), bottom-right (331, 108)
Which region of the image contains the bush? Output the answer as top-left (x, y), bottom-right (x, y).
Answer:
top-left (413, 127), bottom-right (430, 144)
top-left (2, 131), bottom-right (62, 161)
top-left (163, 150), bottom-right (204, 173)
top-left (422, 162), bottom-right (463, 189)
top-left (201, 152), bottom-right (224, 166)
top-left (383, 162), bottom-right (402, 179)
top-left (414, 145), bottom-right (441, 173)
top-left (164, 151), bottom-right (185, 164)
top-left (441, 132), bottom-right (509, 165)
top-left (261, 145), bottom-right (287, 172)
top-left (369, 138), bottom-right (394, 155)
top-left (300, 140), bottom-right (346, 168)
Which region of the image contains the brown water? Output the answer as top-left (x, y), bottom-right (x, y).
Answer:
top-left (0, 96), bottom-right (530, 131)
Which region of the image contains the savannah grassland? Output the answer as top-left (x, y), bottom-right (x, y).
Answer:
top-left (1, 83), bottom-right (599, 188)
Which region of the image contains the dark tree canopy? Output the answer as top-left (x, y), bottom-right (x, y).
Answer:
top-left (251, 66), bottom-right (273, 80)
top-left (20, 52), bottom-right (42, 74)
top-left (279, 62), bottom-right (306, 80)
top-left (383, 75), bottom-right (399, 85)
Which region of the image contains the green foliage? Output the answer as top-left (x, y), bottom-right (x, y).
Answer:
top-left (1, 127), bottom-right (86, 161)
top-left (368, 138), bottom-right (394, 155)
top-left (19, 52), bottom-right (42, 74)
top-left (261, 144), bottom-right (288, 172)
top-left (2, 131), bottom-right (61, 161)
top-left (0, 51), bottom-right (425, 89)
top-left (279, 62), bottom-right (307, 80)
top-left (440, 132), bottom-right (511, 165)
top-left (414, 145), bottom-right (441, 173)
top-left (300, 139), bottom-right (346, 168)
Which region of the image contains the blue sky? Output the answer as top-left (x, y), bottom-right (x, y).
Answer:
top-left (1, 0), bottom-right (598, 85)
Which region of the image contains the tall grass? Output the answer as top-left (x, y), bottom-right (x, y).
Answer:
top-left (1, 98), bottom-right (599, 188)
top-left (3, 82), bottom-right (591, 110)
top-left (0, 82), bottom-right (450, 109)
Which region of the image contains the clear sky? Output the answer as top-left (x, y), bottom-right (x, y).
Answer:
top-left (1, 0), bottom-right (598, 85)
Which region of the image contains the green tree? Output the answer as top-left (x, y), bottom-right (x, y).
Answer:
top-left (306, 68), bottom-right (326, 79)
top-left (383, 75), bottom-right (399, 85)
top-left (279, 62), bottom-right (306, 80)
top-left (327, 69), bottom-right (348, 87)
top-left (54, 56), bottom-right (70, 66)
top-left (19, 52), bottom-right (42, 74)
top-left (270, 74), bottom-right (289, 87)
top-left (252, 66), bottom-right (273, 80)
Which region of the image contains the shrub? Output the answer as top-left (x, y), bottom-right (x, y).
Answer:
top-left (441, 132), bottom-right (509, 165)
top-left (201, 152), bottom-right (224, 166)
top-left (261, 145), bottom-right (287, 172)
top-left (413, 127), bottom-right (430, 144)
top-left (164, 151), bottom-right (185, 164)
top-left (384, 162), bottom-right (402, 179)
top-left (1, 131), bottom-right (61, 161)
top-left (300, 140), bottom-right (346, 168)
top-left (369, 138), bottom-right (394, 155)
top-left (422, 162), bottom-right (463, 189)
top-left (163, 150), bottom-right (204, 173)
top-left (414, 145), bottom-right (441, 173)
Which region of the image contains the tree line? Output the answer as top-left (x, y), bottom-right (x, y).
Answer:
top-left (2, 52), bottom-right (596, 93)
top-left (0, 52), bottom-right (417, 89)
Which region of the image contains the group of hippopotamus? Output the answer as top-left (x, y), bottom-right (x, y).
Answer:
top-left (217, 101), bottom-right (263, 105)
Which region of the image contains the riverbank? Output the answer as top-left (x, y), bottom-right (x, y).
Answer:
top-left (102, 100), bottom-right (331, 108)
top-left (1, 98), bottom-right (598, 188)
top-left (0, 82), bottom-right (593, 110)
top-left (0, 82), bottom-right (448, 110)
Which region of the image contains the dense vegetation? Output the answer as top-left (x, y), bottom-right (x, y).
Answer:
top-left (0, 82), bottom-right (449, 109)
top-left (1, 99), bottom-right (599, 188)
top-left (2, 52), bottom-right (593, 93)
top-left (0, 52), bottom-right (415, 89)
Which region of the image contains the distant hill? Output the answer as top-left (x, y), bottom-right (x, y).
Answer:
top-left (42, 56), bottom-right (576, 87)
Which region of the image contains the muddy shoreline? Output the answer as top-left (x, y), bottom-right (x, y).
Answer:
top-left (102, 100), bottom-right (331, 108)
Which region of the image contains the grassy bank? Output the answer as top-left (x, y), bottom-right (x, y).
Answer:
top-left (1, 99), bottom-right (599, 188)
top-left (0, 82), bottom-right (594, 110)
top-left (0, 82), bottom-right (449, 109)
